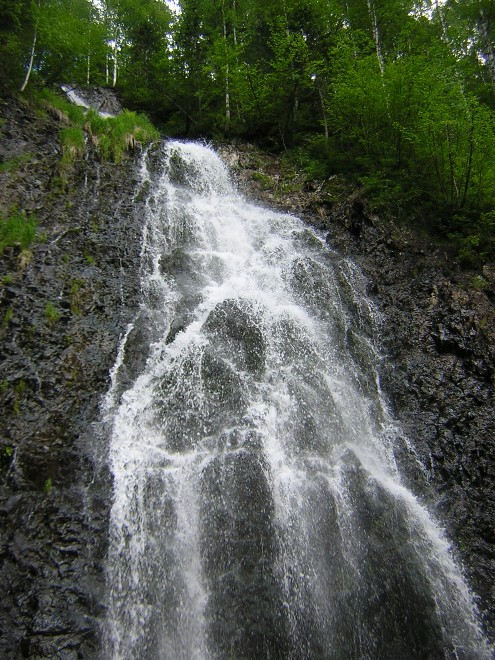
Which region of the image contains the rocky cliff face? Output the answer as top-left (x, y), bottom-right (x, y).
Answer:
top-left (0, 100), bottom-right (493, 658)
top-left (221, 142), bottom-right (495, 644)
top-left (0, 95), bottom-right (144, 658)
top-left (327, 198), bottom-right (495, 641)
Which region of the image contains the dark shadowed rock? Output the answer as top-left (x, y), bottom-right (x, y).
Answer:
top-left (0, 119), bottom-right (493, 657)
top-left (0, 94), bottom-right (145, 658)
top-left (221, 142), bottom-right (495, 645)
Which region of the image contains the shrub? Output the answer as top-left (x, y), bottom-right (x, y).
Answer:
top-left (33, 87), bottom-right (160, 166)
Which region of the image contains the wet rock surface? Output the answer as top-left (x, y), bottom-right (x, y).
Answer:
top-left (60, 85), bottom-right (123, 116)
top-left (221, 142), bottom-right (495, 644)
top-left (0, 95), bottom-right (144, 658)
top-left (329, 206), bottom-right (495, 643)
top-left (0, 106), bottom-right (493, 657)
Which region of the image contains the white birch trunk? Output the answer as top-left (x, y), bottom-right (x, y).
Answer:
top-left (113, 49), bottom-right (118, 87)
top-left (367, 0), bottom-right (384, 74)
top-left (225, 64), bottom-right (231, 131)
top-left (317, 81), bottom-right (329, 141)
top-left (478, 10), bottom-right (495, 87)
top-left (20, 28), bottom-right (37, 92)
top-left (434, 0), bottom-right (449, 40)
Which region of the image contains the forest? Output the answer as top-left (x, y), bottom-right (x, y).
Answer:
top-left (1, 0), bottom-right (495, 266)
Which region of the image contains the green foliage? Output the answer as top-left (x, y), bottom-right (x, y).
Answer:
top-left (69, 277), bottom-right (84, 314)
top-left (29, 88), bottom-right (159, 167)
top-left (0, 151), bottom-right (34, 173)
top-left (0, 0), bottom-right (30, 92)
top-left (471, 275), bottom-right (489, 291)
top-left (0, 211), bottom-right (36, 254)
top-left (286, 138), bottom-right (333, 182)
top-left (447, 211), bottom-right (495, 268)
top-left (12, 378), bottom-right (26, 415)
top-left (87, 109), bottom-right (160, 163)
top-left (44, 301), bottom-right (61, 325)
top-left (35, 87), bottom-right (78, 121)
top-left (1, 0), bottom-right (493, 266)
top-left (60, 126), bottom-right (85, 164)
top-left (14, 379), bottom-right (26, 396)
top-left (3, 308), bottom-right (13, 326)
top-left (251, 171), bottom-right (273, 189)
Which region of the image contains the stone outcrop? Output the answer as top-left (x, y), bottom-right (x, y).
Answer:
top-left (0, 94), bottom-right (144, 658)
top-left (0, 104), bottom-right (493, 657)
top-left (221, 142), bottom-right (495, 644)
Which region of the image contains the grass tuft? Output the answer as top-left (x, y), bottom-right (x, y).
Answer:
top-left (0, 211), bottom-right (37, 254)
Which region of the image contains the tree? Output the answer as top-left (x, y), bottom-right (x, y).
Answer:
top-left (16, 0), bottom-right (106, 91)
top-left (0, 0), bottom-right (33, 92)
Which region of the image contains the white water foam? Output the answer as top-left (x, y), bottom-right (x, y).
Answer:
top-left (103, 141), bottom-right (491, 659)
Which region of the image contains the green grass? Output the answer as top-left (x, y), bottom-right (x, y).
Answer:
top-left (44, 301), bottom-right (61, 325)
top-left (471, 275), bottom-right (489, 291)
top-left (0, 211), bottom-right (37, 254)
top-left (3, 308), bottom-right (13, 326)
top-left (35, 87), bottom-right (85, 125)
top-left (86, 108), bottom-right (160, 163)
top-left (31, 87), bottom-right (160, 166)
top-left (60, 126), bottom-right (85, 164)
top-left (0, 151), bottom-right (34, 173)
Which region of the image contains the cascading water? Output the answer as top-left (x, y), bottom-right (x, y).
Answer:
top-left (103, 141), bottom-right (490, 659)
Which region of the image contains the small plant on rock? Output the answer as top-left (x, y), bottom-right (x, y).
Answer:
top-left (2, 308), bottom-right (13, 326)
top-left (45, 301), bottom-right (61, 326)
top-left (60, 126), bottom-right (85, 167)
top-left (0, 211), bottom-right (37, 254)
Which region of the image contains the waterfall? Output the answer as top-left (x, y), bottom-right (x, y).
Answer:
top-left (103, 141), bottom-right (490, 659)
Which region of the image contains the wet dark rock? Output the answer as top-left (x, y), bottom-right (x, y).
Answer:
top-left (332, 210), bottom-right (495, 640)
top-left (1, 113), bottom-right (494, 656)
top-left (0, 95), bottom-right (145, 658)
top-left (221, 142), bottom-right (495, 645)
top-left (200, 448), bottom-right (287, 659)
top-left (204, 299), bottom-right (266, 374)
top-left (60, 85), bottom-right (123, 116)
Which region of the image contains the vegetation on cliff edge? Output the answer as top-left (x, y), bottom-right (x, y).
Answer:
top-left (1, 0), bottom-right (495, 266)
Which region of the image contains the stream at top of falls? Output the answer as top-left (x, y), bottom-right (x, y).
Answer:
top-left (101, 141), bottom-right (491, 659)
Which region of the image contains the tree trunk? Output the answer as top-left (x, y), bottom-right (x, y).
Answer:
top-left (316, 78), bottom-right (329, 141)
top-left (367, 0), bottom-right (384, 74)
top-left (478, 10), bottom-right (495, 87)
top-left (434, 0), bottom-right (449, 41)
top-left (20, 27), bottom-right (37, 92)
top-left (225, 63), bottom-right (231, 133)
top-left (222, 0), bottom-right (230, 133)
top-left (112, 49), bottom-right (118, 87)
